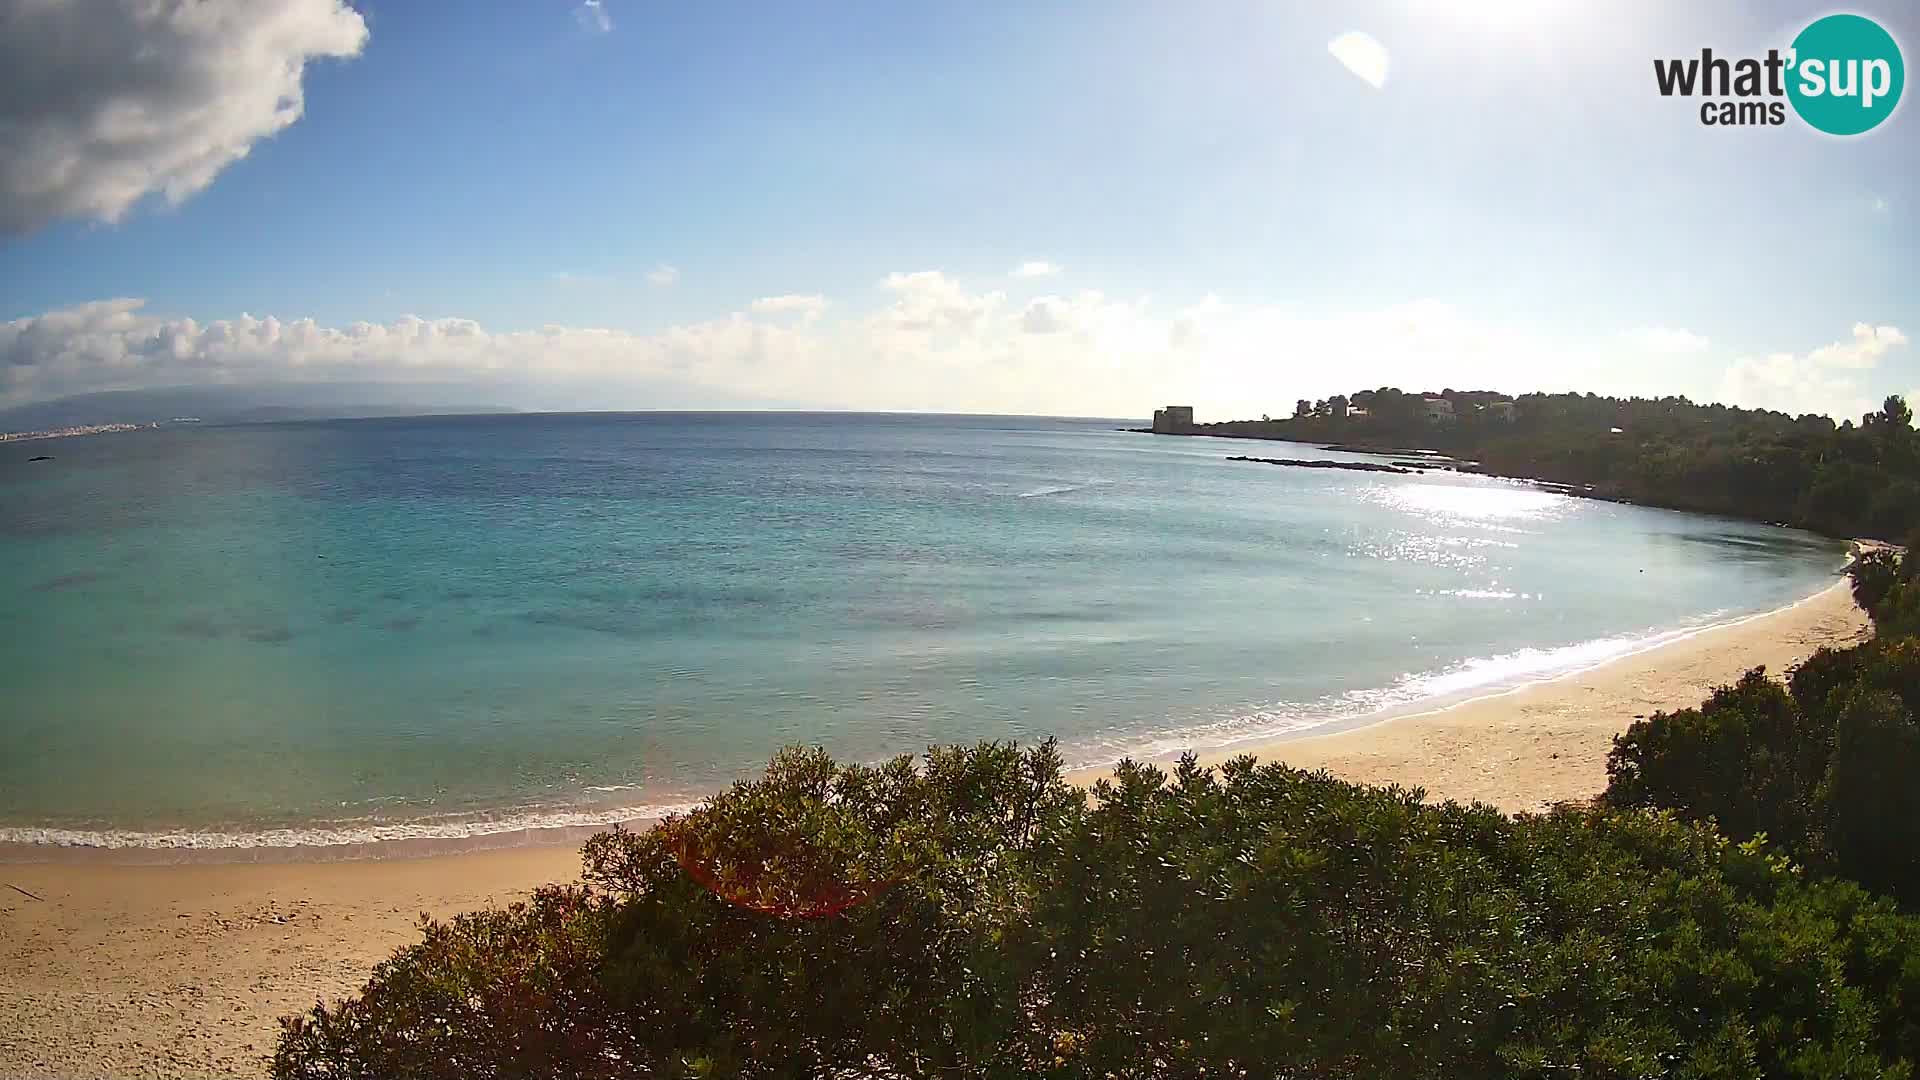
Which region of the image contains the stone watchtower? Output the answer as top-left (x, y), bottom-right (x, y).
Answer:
top-left (1151, 405), bottom-right (1195, 434)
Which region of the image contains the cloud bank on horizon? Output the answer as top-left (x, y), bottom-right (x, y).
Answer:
top-left (2, 287), bottom-right (1907, 425)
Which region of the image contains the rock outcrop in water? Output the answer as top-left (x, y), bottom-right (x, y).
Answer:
top-left (1226, 455), bottom-right (1414, 474)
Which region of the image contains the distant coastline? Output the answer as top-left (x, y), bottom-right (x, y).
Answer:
top-left (1131, 390), bottom-right (1920, 544)
top-left (0, 422), bottom-right (149, 444)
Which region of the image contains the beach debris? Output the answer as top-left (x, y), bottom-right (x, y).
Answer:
top-left (6, 882), bottom-right (45, 901)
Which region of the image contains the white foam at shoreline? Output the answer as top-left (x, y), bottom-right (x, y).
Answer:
top-left (3, 579), bottom-right (1848, 853)
top-left (1058, 579), bottom-right (1845, 771)
top-left (0, 799), bottom-right (703, 851)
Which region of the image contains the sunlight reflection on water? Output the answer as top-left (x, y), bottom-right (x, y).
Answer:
top-left (1372, 480), bottom-right (1573, 522)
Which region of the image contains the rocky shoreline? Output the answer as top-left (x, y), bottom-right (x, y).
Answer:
top-left (1225, 455), bottom-right (1417, 474)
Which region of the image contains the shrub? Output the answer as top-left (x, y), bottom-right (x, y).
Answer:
top-left (1854, 550), bottom-right (1905, 616)
top-left (1607, 547), bottom-right (1920, 906)
top-left (1820, 688), bottom-right (1920, 901)
top-left (279, 745), bottom-right (1920, 1079)
top-left (1604, 670), bottom-right (1814, 850)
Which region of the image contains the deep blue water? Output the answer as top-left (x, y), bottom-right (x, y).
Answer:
top-left (0, 412), bottom-right (1845, 847)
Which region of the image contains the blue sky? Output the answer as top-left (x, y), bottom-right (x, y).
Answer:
top-left (1, 0), bottom-right (1915, 419)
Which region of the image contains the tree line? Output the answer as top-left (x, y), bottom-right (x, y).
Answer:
top-left (1221, 390), bottom-right (1920, 541)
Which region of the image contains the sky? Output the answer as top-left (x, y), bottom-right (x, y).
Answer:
top-left (1, 0), bottom-right (1915, 422)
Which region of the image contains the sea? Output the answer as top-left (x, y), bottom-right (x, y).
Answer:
top-left (0, 412), bottom-right (1847, 851)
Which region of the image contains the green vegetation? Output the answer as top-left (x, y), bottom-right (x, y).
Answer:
top-left (280, 730), bottom-right (1920, 1077)
top-left (1607, 542), bottom-right (1920, 904)
top-left (1213, 391), bottom-right (1919, 540)
top-left (273, 536), bottom-right (1920, 1078)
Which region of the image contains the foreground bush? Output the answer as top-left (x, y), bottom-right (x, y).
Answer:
top-left (1851, 536), bottom-right (1920, 639)
top-left (278, 742), bottom-right (1920, 1079)
top-left (1607, 545), bottom-right (1920, 902)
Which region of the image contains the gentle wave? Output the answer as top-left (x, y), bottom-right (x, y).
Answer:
top-left (1060, 588), bottom-right (1829, 771)
top-left (1016, 479), bottom-right (1108, 498)
top-left (4, 582), bottom-right (1841, 852)
top-left (0, 799), bottom-right (703, 851)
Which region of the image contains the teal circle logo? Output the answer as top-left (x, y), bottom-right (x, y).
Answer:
top-left (1787, 14), bottom-right (1904, 135)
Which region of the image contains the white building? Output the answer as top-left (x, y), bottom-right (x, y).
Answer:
top-left (1423, 397), bottom-right (1455, 423)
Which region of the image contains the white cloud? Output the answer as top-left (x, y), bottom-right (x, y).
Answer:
top-left (1623, 327), bottom-right (1711, 354)
top-left (1720, 323), bottom-right (1910, 420)
top-left (0, 289), bottom-right (1527, 417)
top-left (1169, 294), bottom-right (1229, 348)
top-left (1873, 196), bottom-right (1890, 213)
top-left (1807, 323), bottom-right (1907, 369)
top-left (574, 0), bottom-right (613, 33)
top-left (1328, 32), bottom-right (1390, 90)
top-left (750, 294), bottom-right (829, 319)
top-left (4, 288), bottom-right (1903, 426)
top-left (1021, 291), bottom-right (1127, 336)
top-left (0, 299), bottom-right (806, 409)
top-left (1020, 297), bottom-right (1074, 335)
top-left (1011, 261), bottom-right (1063, 279)
top-left (874, 271), bottom-right (1005, 333)
top-left (646, 265), bottom-right (681, 287)
top-left (0, 0), bottom-right (367, 235)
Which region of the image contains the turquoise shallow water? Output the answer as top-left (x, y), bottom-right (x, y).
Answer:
top-left (0, 413), bottom-right (1846, 848)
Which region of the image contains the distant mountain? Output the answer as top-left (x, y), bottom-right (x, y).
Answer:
top-left (0, 385), bottom-right (518, 430)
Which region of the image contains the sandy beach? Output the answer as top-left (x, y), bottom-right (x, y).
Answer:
top-left (0, 579), bottom-right (1873, 1079)
top-left (1158, 577), bottom-right (1873, 812)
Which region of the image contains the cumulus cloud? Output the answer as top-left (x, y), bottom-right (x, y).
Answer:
top-left (574, 0), bottom-right (613, 33)
top-left (750, 295), bottom-right (828, 319)
top-left (1808, 323), bottom-right (1908, 369)
top-left (1011, 260), bottom-right (1062, 279)
top-left (0, 0), bottom-right (367, 235)
top-left (0, 289), bottom-right (1539, 418)
top-left (1328, 32), bottom-right (1389, 90)
top-left (1021, 292), bottom-right (1122, 336)
top-left (0, 299), bottom-right (813, 409)
top-left (1021, 298), bottom-right (1073, 335)
top-left (5, 286), bottom-right (1903, 425)
top-left (646, 265), bottom-right (681, 287)
top-left (1623, 327), bottom-right (1711, 353)
top-left (1721, 323), bottom-right (1910, 420)
top-left (874, 271), bottom-right (1004, 333)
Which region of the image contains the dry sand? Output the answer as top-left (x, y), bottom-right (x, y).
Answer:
top-left (1128, 577), bottom-right (1873, 812)
top-left (0, 579), bottom-right (1873, 1079)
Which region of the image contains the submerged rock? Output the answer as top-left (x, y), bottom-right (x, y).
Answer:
top-left (1226, 455), bottom-right (1414, 474)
